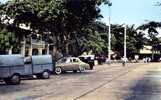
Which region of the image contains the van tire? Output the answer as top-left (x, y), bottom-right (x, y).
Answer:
top-left (55, 67), bottom-right (62, 75)
top-left (36, 74), bottom-right (42, 79)
top-left (42, 71), bottom-right (50, 79)
top-left (4, 74), bottom-right (20, 85)
top-left (4, 78), bottom-right (11, 85)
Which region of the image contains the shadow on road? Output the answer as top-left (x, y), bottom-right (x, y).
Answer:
top-left (124, 71), bottom-right (161, 100)
top-left (59, 71), bottom-right (93, 76)
top-left (0, 71), bottom-right (93, 95)
top-left (0, 82), bottom-right (28, 94)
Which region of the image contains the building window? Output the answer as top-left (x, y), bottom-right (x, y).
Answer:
top-left (32, 49), bottom-right (38, 55)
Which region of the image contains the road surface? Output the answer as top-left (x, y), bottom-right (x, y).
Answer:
top-left (0, 63), bottom-right (161, 100)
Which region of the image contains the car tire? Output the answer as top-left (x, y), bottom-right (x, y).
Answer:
top-left (73, 70), bottom-right (77, 73)
top-left (4, 74), bottom-right (20, 85)
top-left (90, 65), bottom-right (94, 70)
top-left (42, 71), bottom-right (50, 79)
top-left (55, 67), bottom-right (62, 75)
top-left (79, 66), bottom-right (85, 72)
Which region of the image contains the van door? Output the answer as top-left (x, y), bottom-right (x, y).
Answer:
top-left (24, 57), bottom-right (32, 75)
top-left (32, 64), bottom-right (42, 74)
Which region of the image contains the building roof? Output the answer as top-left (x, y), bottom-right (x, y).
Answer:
top-left (140, 46), bottom-right (152, 54)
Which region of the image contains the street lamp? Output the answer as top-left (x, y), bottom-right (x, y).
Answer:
top-left (123, 24), bottom-right (127, 66)
top-left (106, 0), bottom-right (112, 64)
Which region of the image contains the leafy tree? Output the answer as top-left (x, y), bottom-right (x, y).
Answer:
top-left (137, 21), bottom-right (161, 60)
top-left (111, 24), bottom-right (145, 59)
top-left (74, 22), bottom-right (106, 56)
top-left (0, 25), bottom-right (21, 54)
top-left (0, 0), bottom-right (109, 56)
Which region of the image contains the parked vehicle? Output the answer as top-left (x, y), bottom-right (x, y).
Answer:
top-left (79, 55), bottom-right (95, 69)
top-left (95, 54), bottom-right (106, 65)
top-left (0, 55), bottom-right (25, 85)
top-left (24, 55), bottom-right (54, 79)
top-left (55, 57), bottom-right (90, 75)
top-left (0, 55), bottom-right (53, 85)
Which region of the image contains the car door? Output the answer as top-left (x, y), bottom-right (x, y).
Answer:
top-left (62, 58), bottom-right (73, 71)
top-left (72, 58), bottom-right (80, 70)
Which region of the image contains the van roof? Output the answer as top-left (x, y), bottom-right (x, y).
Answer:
top-left (0, 55), bottom-right (24, 66)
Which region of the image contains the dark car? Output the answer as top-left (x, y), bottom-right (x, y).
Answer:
top-left (95, 54), bottom-right (106, 65)
top-left (79, 55), bottom-right (95, 70)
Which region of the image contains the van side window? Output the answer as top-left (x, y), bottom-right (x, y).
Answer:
top-left (24, 57), bottom-right (31, 64)
top-left (25, 61), bottom-right (31, 64)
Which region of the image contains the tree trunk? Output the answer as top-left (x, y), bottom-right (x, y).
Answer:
top-left (8, 46), bottom-right (13, 55)
top-left (21, 37), bottom-right (26, 57)
top-left (65, 33), bottom-right (71, 56)
top-left (46, 44), bottom-right (49, 55)
top-left (152, 49), bottom-right (154, 61)
top-left (52, 45), bottom-right (63, 61)
top-left (65, 43), bottom-right (69, 56)
top-left (53, 45), bottom-right (57, 55)
top-left (29, 37), bottom-right (32, 56)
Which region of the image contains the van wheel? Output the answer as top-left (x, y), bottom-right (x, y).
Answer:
top-left (4, 78), bottom-right (11, 85)
top-left (42, 71), bottom-right (50, 79)
top-left (4, 74), bottom-right (20, 85)
top-left (55, 67), bottom-right (62, 75)
top-left (36, 74), bottom-right (42, 79)
top-left (11, 74), bottom-right (20, 85)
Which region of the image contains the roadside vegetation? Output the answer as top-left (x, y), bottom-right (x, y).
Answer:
top-left (0, 0), bottom-right (161, 60)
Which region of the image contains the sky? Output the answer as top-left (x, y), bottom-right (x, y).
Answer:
top-left (99, 0), bottom-right (161, 26)
top-left (0, 0), bottom-right (7, 3)
top-left (0, 0), bottom-right (161, 26)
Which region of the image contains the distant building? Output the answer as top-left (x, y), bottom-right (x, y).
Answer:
top-left (21, 39), bottom-right (47, 56)
top-left (139, 45), bottom-right (160, 60)
top-left (140, 46), bottom-right (152, 54)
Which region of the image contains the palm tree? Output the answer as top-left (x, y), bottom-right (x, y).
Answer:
top-left (137, 21), bottom-right (161, 60)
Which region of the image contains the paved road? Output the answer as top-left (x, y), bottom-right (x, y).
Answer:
top-left (0, 63), bottom-right (160, 100)
top-left (78, 63), bottom-right (161, 100)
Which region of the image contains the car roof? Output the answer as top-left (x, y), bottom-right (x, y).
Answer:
top-left (64, 57), bottom-right (79, 59)
top-left (79, 55), bottom-right (95, 58)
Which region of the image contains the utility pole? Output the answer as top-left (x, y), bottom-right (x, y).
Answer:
top-left (107, 0), bottom-right (112, 64)
top-left (123, 24), bottom-right (127, 66)
top-left (47, 44), bottom-right (50, 55)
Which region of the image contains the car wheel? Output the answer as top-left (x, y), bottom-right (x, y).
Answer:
top-left (5, 74), bottom-right (20, 85)
top-left (42, 71), bottom-right (50, 79)
top-left (90, 65), bottom-right (94, 70)
top-left (79, 66), bottom-right (85, 72)
top-left (73, 70), bottom-right (77, 73)
top-left (55, 67), bottom-right (62, 75)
